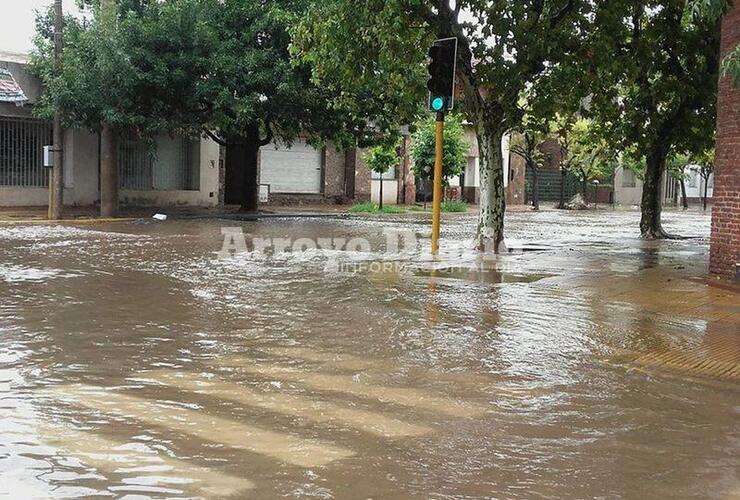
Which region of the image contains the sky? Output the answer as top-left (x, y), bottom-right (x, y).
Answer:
top-left (0, 0), bottom-right (83, 54)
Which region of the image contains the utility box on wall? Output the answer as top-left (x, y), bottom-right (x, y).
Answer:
top-left (43, 145), bottom-right (53, 168)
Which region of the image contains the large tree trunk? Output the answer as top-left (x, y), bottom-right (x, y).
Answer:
top-left (530, 161), bottom-right (540, 211)
top-left (680, 178), bottom-right (688, 210)
top-left (100, 123), bottom-right (119, 217)
top-left (640, 145), bottom-right (668, 238)
top-left (241, 139), bottom-right (260, 213)
top-left (232, 129), bottom-right (261, 213)
top-left (475, 124), bottom-right (506, 252)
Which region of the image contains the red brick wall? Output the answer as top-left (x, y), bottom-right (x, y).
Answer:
top-left (506, 153), bottom-right (526, 205)
top-left (397, 135), bottom-right (416, 204)
top-left (354, 148), bottom-right (372, 202)
top-left (710, 3), bottom-right (740, 279)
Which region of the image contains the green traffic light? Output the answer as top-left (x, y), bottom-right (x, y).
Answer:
top-left (431, 97), bottom-right (445, 111)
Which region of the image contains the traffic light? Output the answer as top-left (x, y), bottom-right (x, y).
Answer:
top-left (427, 38), bottom-right (458, 113)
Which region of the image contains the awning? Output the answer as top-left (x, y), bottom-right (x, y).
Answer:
top-left (0, 67), bottom-right (28, 106)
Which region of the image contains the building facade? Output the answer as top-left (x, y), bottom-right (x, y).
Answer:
top-left (710, 3), bottom-right (739, 279)
top-left (452, 128), bottom-right (526, 207)
top-left (612, 165), bottom-right (714, 208)
top-left (0, 52), bottom-right (369, 210)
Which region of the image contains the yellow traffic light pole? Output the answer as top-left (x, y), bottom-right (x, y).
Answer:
top-left (431, 112), bottom-right (444, 256)
top-left (427, 37), bottom-right (456, 257)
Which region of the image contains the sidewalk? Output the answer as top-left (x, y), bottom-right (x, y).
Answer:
top-left (0, 202), bottom-right (703, 225)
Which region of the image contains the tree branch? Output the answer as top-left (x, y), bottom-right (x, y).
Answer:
top-left (203, 129), bottom-right (228, 147)
top-left (258, 122), bottom-right (274, 147)
top-left (549, 0), bottom-right (575, 29)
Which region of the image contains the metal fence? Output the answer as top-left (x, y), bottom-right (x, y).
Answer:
top-left (0, 117), bottom-right (52, 187)
top-left (119, 135), bottom-right (200, 191)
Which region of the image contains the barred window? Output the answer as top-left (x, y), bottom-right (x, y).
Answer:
top-left (119, 135), bottom-right (200, 191)
top-left (0, 117), bottom-right (52, 187)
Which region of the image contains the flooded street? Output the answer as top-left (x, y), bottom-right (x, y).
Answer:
top-left (0, 209), bottom-right (738, 499)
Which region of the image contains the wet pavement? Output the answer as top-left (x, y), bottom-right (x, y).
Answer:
top-left (0, 209), bottom-right (738, 499)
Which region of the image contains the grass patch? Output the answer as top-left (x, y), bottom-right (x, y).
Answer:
top-left (350, 202), bottom-right (378, 213)
top-left (350, 202), bottom-right (405, 214)
top-left (441, 200), bottom-right (469, 213)
top-left (406, 201), bottom-right (469, 213)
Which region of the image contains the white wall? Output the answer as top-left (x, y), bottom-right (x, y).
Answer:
top-left (371, 179), bottom-right (398, 206)
top-left (65, 129), bottom-right (99, 206)
top-left (463, 157), bottom-right (480, 187)
top-left (614, 167), bottom-right (643, 206)
top-left (1, 134), bottom-right (221, 208)
top-left (121, 137), bottom-right (220, 207)
top-left (502, 134), bottom-right (511, 188)
top-left (455, 133), bottom-right (509, 188)
top-left (683, 165), bottom-right (714, 200)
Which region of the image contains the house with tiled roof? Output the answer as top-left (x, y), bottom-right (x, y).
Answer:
top-left (0, 67), bottom-right (28, 105)
top-left (0, 51), bottom-right (223, 208)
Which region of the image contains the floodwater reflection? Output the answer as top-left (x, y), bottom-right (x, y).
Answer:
top-left (0, 209), bottom-right (738, 499)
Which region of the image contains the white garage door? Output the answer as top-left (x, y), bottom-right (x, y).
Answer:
top-left (260, 140), bottom-right (322, 194)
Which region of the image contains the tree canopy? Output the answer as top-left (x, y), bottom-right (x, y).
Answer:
top-left (33, 0), bottom-right (361, 212)
top-left (410, 115), bottom-right (467, 185)
top-left (583, 0), bottom-right (720, 237)
top-left (362, 143), bottom-right (400, 176)
top-left (295, 0), bottom-right (593, 250)
top-left (686, 0), bottom-right (737, 84)
top-left (31, 0), bottom-right (210, 138)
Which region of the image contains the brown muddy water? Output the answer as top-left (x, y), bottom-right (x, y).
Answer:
top-left (0, 209), bottom-right (738, 499)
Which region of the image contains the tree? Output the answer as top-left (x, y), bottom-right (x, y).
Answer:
top-left (569, 119), bottom-right (616, 198)
top-left (552, 114), bottom-right (579, 209)
top-left (550, 115), bottom-right (615, 207)
top-left (586, 1), bottom-right (720, 238)
top-left (32, 0), bottom-right (213, 216)
top-left (666, 152), bottom-right (690, 210)
top-left (34, 0), bottom-right (354, 214)
top-left (294, 0), bottom-right (592, 251)
top-left (510, 125), bottom-right (548, 211)
top-left (195, 0), bottom-right (356, 212)
top-left (362, 143), bottom-right (400, 210)
top-left (693, 148), bottom-right (715, 211)
top-left (687, 0), bottom-right (740, 85)
top-left (410, 114), bottom-right (467, 190)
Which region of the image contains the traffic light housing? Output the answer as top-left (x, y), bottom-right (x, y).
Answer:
top-left (427, 38), bottom-right (458, 113)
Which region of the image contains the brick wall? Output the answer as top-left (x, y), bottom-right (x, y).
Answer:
top-left (506, 153), bottom-right (526, 205)
top-left (709, 3), bottom-right (739, 279)
top-left (324, 145), bottom-right (346, 200)
top-left (354, 148), bottom-right (372, 202)
top-left (398, 135), bottom-right (416, 204)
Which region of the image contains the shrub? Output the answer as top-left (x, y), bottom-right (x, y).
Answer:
top-left (442, 200), bottom-right (468, 213)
